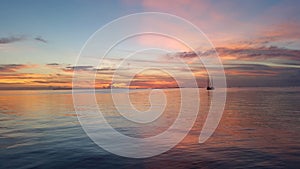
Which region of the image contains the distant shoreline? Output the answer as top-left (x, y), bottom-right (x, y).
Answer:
top-left (1, 86), bottom-right (300, 90)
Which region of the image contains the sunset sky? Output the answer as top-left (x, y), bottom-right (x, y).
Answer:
top-left (1, 0), bottom-right (300, 89)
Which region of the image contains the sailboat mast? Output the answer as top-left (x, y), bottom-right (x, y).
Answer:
top-left (207, 76), bottom-right (212, 87)
top-left (207, 76), bottom-right (210, 87)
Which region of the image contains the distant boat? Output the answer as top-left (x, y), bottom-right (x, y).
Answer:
top-left (207, 77), bottom-right (214, 90)
top-left (207, 86), bottom-right (214, 90)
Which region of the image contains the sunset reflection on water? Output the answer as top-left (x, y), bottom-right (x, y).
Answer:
top-left (0, 88), bottom-right (299, 168)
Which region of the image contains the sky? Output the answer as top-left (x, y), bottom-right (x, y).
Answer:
top-left (0, 0), bottom-right (300, 89)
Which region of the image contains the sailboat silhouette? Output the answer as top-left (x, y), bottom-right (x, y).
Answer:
top-left (206, 77), bottom-right (214, 90)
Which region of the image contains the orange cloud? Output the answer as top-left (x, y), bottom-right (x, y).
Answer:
top-left (225, 69), bottom-right (278, 77)
top-left (118, 70), bottom-right (180, 89)
top-left (0, 64), bottom-right (38, 72)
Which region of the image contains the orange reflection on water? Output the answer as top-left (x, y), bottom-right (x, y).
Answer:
top-left (0, 90), bottom-right (74, 118)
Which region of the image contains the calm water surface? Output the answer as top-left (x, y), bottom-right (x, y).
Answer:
top-left (0, 88), bottom-right (299, 169)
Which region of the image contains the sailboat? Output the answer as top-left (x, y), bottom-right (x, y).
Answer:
top-left (206, 77), bottom-right (214, 90)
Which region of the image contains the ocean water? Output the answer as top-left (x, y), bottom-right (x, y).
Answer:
top-left (0, 88), bottom-right (299, 169)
